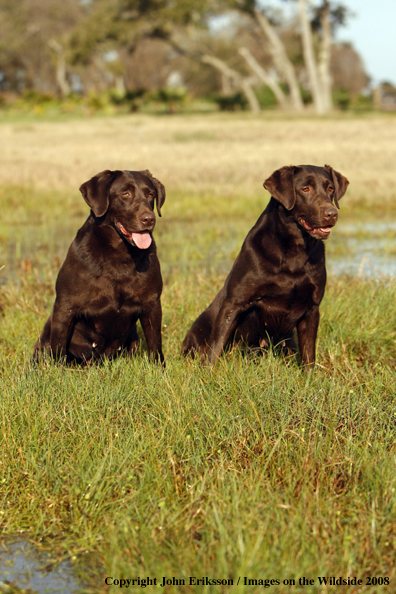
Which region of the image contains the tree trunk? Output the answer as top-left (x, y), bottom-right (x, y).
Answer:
top-left (318, 1), bottom-right (333, 112)
top-left (240, 78), bottom-right (261, 113)
top-left (48, 39), bottom-right (70, 97)
top-left (298, 0), bottom-right (325, 114)
top-left (202, 54), bottom-right (260, 113)
top-left (253, 9), bottom-right (303, 112)
top-left (220, 72), bottom-right (233, 95)
top-left (238, 47), bottom-right (288, 109)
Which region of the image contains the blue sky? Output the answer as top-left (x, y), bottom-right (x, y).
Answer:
top-left (336, 0), bottom-right (396, 85)
top-left (263, 0), bottom-right (396, 86)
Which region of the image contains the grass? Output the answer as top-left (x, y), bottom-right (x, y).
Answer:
top-left (1, 112), bottom-right (396, 593)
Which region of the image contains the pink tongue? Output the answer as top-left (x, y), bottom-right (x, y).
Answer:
top-left (132, 232), bottom-right (152, 249)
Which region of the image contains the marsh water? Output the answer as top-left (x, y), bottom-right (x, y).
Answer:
top-left (326, 221), bottom-right (396, 278)
top-left (0, 537), bottom-right (83, 593)
top-left (1, 219), bottom-right (395, 285)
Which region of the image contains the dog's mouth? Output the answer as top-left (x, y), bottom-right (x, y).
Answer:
top-left (116, 221), bottom-right (152, 249)
top-left (298, 218), bottom-right (335, 239)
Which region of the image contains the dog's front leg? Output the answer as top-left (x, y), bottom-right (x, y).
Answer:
top-left (296, 306), bottom-right (320, 369)
top-left (49, 301), bottom-right (76, 361)
top-left (140, 300), bottom-right (165, 365)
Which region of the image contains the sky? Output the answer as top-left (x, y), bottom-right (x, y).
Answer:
top-left (336, 0), bottom-right (396, 86)
top-left (263, 0), bottom-right (396, 86)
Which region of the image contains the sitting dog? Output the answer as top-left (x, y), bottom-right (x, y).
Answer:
top-left (34, 169), bottom-right (165, 365)
top-left (182, 164), bottom-right (349, 367)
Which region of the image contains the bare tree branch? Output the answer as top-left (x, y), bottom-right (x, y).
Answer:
top-left (298, 0), bottom-right (325, 114)
top-left (253, 9), bottom-right (303, 112)
top-left (318, 1), bottom-right (333, 112)
top-left (238, 46), bottom-right (288, 109)
top-left (48, 39), bottom-right (71, 97)
top-left (201, 54), bottom-right (260, 113)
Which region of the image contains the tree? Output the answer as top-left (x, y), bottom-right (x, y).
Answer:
top-left (0, 0), bottom-right (357, 114)
top-left (282, 0), bottom-right (351, 113)
top-left (201, 0), bottom-right (353, 113)
top-left (331, 42), bottom-right (369, 98)
top-left (201, 54), bottom-right (260, 112)
top-left (70, 0), bottom-right (351, 113)
top-left (298, 0), bottom-right (325, 112)
top-left (238, 46), bottom-right (289, 109)
top-left (242, 4), bottom-right (304, 111)
top-left (167, 2), bottom-right (305, 111)
top-left (0, 0), bottom-right (83, 94)
top-left (66, 0), bottom-right (221, 94)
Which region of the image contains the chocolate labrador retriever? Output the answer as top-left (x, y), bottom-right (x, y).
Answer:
top-left (182, 164), bottom-right (349, 367)
top-left (34, 169), bottom-right (165, 364)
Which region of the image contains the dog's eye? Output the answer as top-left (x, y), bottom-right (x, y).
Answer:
top-left (302, 187), bottom-right (310, 193)
top-left (327, 186), bottom-right (333, 192)
top-left (121, 191), bottom-right (131, 198)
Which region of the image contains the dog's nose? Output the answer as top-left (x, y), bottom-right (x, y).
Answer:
top-left (323, 206), bottom-right (338, 224)
top-left (140, 212), bottom-right (155, 227)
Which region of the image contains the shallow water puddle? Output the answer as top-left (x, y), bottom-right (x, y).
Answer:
top-left (0, 219), bottom-right (395, 283)
top-left (0, 537), bottom-right (82, 593)
top-left (327, 221), bottom-right (396, 277)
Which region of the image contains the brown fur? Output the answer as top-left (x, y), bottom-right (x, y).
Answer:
top-left (182, 165), bottom-right (349, 367)
top-left (34, 169), bottom-right (166, 365)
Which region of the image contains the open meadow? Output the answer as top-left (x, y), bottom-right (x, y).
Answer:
top-left (1, 112), bottom-right (396, 593)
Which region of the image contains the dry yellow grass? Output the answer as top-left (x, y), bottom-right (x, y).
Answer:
top-left (1, 112), bottom-right (395, 208)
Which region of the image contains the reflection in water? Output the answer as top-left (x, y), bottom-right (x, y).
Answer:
top-left (0, 537), bottom-right (82, 593)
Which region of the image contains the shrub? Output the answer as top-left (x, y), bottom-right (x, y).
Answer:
top-left (333, 89), bottom-right (351, 111)
top-left (213, 92), bottom-right (248, 111)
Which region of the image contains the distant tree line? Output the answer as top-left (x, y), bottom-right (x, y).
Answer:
top-left (0, 0), bottom-right (370, 113)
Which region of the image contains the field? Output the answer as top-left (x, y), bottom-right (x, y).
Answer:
top-left (1, 112), bottom-right (396, 593)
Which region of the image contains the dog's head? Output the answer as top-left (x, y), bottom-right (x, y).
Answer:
top-left (79, 169), bottom-right (166, 249)
top-left (263, 165), bottom-right (349, 239)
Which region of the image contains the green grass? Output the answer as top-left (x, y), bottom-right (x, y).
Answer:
top-left (1, 256), bottom-right (396, 593)
top-left (1, 113), bottom-right (396, 592)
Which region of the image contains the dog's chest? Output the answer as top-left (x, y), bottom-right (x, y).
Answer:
top-left (249, 277), bottom-right (318, 338)
top-left (250, 260), bottom-right (325, 331)
top-left (85, 287), bottom-right (145, 343)
top-left (92, 279), bottom-right (155, 316)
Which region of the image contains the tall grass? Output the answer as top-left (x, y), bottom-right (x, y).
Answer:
top-left (1, 113), bottom-right (396, 593)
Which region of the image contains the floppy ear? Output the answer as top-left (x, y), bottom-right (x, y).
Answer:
top-left (263, 166), bottom-right (297, 210)
top-left (79, 170), bottom-right (115, 217)
top-left (141, 169), bottom-right (166, 217)
top-left (324, 165), bottom-right (349, 209)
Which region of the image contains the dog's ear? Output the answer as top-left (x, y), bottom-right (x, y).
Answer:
top-left (263, 166), bottom-right (297, 210)
top-left (324, 165), bottom-right (349, 209)
top-left (79, 170), bottom-right (116, 217)
top-left (141, 169), bottom-right (166, 217)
